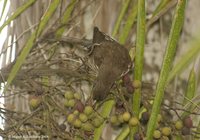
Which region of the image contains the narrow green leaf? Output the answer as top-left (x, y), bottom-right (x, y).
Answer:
top-left (146, 0), bottom-right (187, 139)
top-left (152, 0), bottom-right (172, 17)
top-left (116, 125), bottom-right (130, 140)
top-left (55, 0), bottom-right (77, 38)
top-left (167, 37), bottom-right (200, 83)
top-left (130, 0), bottom-right (145, 139)
top-left (112, 0), bottom-right (131, 37)
top-left (119, 1), bottom-right (138, 44)
top-left (183, 68), bottom-right (196, 105)
top-left (93, 100), bottom-right (115, 140)
top-left (0, 0), bottom-right (8, 21)
top-left (178, 68), bottom-right (197, 140)
top-left (147, 0), bottom-right (177, 28)
top-left (6, 31), bottom-right (37, 89)
top-left (0, 0), bottom-right (36, 33)
top-left (182, 68), bottom-right (197, 117)
top-left (5, 0), bottom-right (60, 90)
top-left (37, 0), bottom-right (61, 37)
top-left (132, 0), bottom-right (146, 117)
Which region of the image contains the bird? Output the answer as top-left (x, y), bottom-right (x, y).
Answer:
top-left (90, 27), bottom-right (132, 101)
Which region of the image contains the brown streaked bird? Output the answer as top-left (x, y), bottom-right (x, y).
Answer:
top-left (90, 27), bottom-right (132, 101)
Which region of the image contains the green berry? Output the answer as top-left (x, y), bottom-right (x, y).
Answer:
top-left (82, 123), bottom-right (94, 131)
top-left (68, 99), bottom-right (75, 107)
top-left (110, 115), bottom-right (118, 124)
top-left (118, 114), bottom-right (124, 123)
top-left (122, 112), bottom-right (131, 122)
top-left (161, 127), bottom-right (171, 136)
top-left (157, 114), bottom-right (162, 123)
top-left (67, 114), bottom-right (75, 123)
top-left (79, 113), bottom-right (88, 122)
top-left (175, 120), bottom-right (183, 130)
top-left (132, 80), bottom-right (141, 89)
top-left (155, 122), bottom-right (160, 129)
top-left (161, 136), bottom-right (169, 140)
top-left (73, 110), bottom-right (79, 115)
top-left (92, 117), bottom-right (104, 127)
top-left (129, 117), bottom-right (139, 126)
top-left (74, 93), bottom-right (82, 100)
top-left (64, 99), bottom-right (70, 107)
top-left (153, 130), bottom-right (161, 139)
top-left (84, 106), bottom-right (93, 115)
top-left (73, 119), bottom-right (82, 128)
top-left (64, 91), bottom-right (74, 99)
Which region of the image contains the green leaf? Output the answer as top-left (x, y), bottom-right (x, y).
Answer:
top-left (183, 68), bottom-right (196, 105)
top-left (182, 68), bottom-right (197, 117)
top-left (112, 0), bottom-right (131, 37)
top-left (55, 0), bottom-right (77, 38)
top-left (93, 100), bottom-right (115, 140)
top-left (119, 1), bottom-right (138, 44)
top-left (5, 0), bottom-right (61, 90)
top-left (130, 0), bottom-right (146, 139)
top-left (0, 0), bottom-right (8, 21)
top-left (132, 0), bottom-right (146, 117)
top-left (0, 0), bottom-right (36, 33)
top-left (37, 0), bottom-right (61, 37)
top-left (152, 0), bottom-right (173, 17)
top-left (146, 0), bottom-right (187, 139)
top-left (147, 0), bottom-right (177, 28)
top-left (116, 125), bottom-right (130, 140)
top-left (167, 37), bottom-right (200, 83)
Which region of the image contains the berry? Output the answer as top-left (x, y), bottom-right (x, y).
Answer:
top-left (123, 74), bottom-right (131, 85)
top-left (175, 120), bottom-right (183, 130)
top-left (132, 80), bottom-right (141, 89)
top-left (75, 100), bottom-right (84, 112)
top-left (64, 99), bottom-right (70, 107)
top-left (64, 91), bottom-right (74, 99)
top-left (157, 114), bottom-right (162, 123)
top-left (74, 93), bottom-right (82, 100)
top-left (122, 112), bottom-right (131, 122)
top-left (118, 114), bottom-right (124, 123)
top-left (126, 84), bottom-right (134, 93)
top-left (161, 136), bottom-right (169, 140)
top-left (153, 130), bottom-right (161, 139)
top-left (92, 117), bottom-right (104, 127)
top-left (81, 123), bottom-right (94, 131)
top-left (183, 116), bottom-right (193, 128)
top-left (73, 119), bottom-right (82, 128)
top-left (79, 113), bottom-right (88, 122)
top-left (110, 115), bottom-right (118, 124)
top-left (129, 117), bottom-right (139, 126)
top-left (73, 110), bottom-right (79, 115)
top-left (161, 127), bottom-right (171, 136)
top-left (84, 106), bottom-right (93, 115)
top-left (67, 113), bottom-right (75, 123)
top-left (141, 111), bottom-right (149, 124)
top-left (68, 99), bottom-right (75, 107)
top-left (181, 127), bottom-right (190, 135)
